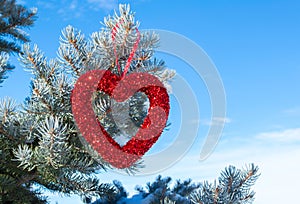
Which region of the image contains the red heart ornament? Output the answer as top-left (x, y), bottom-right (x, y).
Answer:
top-left (71, 70), bottom-right (170, 168)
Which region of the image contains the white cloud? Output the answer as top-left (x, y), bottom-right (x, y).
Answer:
top-left (69, 0), bottom-right (78, 10)
top-left (37, 1), bottom-right (56, 9)
top-left (250, 146), bottom-right (300, 203)
top-left (283, 106), bottom-right (300, 116)
top-left (37, 0), bottom-right (117, 21)
top-left (87, 0), bottom-right (118, 11)
top-left (97, 126), bottom-right (300, 204)
top-left (256, 128), bottom-right (300, 142)
top-left (201, 117), bottom-right (231, 126)
top-left (16, 0), bottom-right (26, 5)
top-left (213, 117), bottom-right (231, 124)
top-left (46, 127), bottom-right (300, 203)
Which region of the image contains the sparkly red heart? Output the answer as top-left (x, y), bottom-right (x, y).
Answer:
top-left (71, 70), bottom-right (170, 168)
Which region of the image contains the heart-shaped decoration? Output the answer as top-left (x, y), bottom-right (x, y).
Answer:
top-left (92, 91), bottom-right (149, 147)
top-left (71, 70), bottom-right (170, 168)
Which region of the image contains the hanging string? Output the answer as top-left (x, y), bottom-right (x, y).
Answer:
top-left (111, 21), bottom-right (121, 75)
top-left (111, 19), bottom-right (141, 79)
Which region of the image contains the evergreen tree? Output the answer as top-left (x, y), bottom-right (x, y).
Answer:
top-left (169, 179), bottom-right (199, 203)
top-left (136, 175), bottom-right (198, 204)
top-left (138, 175), bottom-right (173, 204)
top-left (0, 4), bottom-right (174, 203)
top-left (93, 180), bottom-right (129, 204)
top-left (93, 164), bottom-right (259, 204)
top-left (0, 0), bottom-right (37, 84)
top-left (190, 164), bottom-right (260, 204)
top-left (0, 3), bottom-right (259, 203)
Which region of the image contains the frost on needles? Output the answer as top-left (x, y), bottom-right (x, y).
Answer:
top-left (0, 3), bottom-right (259, 204)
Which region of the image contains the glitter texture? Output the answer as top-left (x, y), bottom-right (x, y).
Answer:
top-left (71, 70), bottom-right (170, 168)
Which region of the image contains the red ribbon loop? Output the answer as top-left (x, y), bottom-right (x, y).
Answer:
top-left (111, 20), bottom-right (140, 78)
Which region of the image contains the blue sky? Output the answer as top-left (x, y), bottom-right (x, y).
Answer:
top-left (1, 0), bottom-right (300, 203)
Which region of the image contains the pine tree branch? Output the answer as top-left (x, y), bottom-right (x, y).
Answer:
top-left (26, 53), bottom-right (47, 81)
top-left (61, 54), bottom-right (81, 76)
top-left (32, 88), bottom-right (53, 113)
top-left (16, 173), bottom-right (37, 187)
top-left (0, 6), bottom-right (36, 36)
top-left (0, 124), bottom-right (14, 140)
top-left (0, 39), bottom-right (20, 53)
top-left (2, 4), bottom-right (179, 203)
